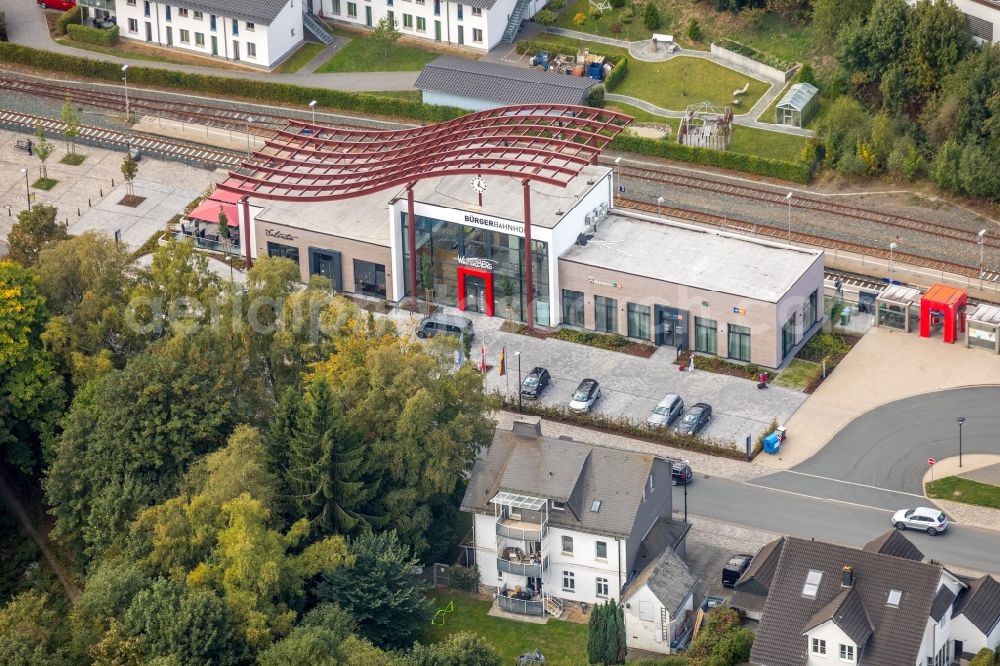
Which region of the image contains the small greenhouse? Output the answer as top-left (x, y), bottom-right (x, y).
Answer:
top-left (775, 82), bottom-right (819, 128)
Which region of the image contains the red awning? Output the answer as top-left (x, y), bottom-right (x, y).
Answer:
top-left (188, 199), bottom-right (239, 226)
top-left (208, 188), bottom-right (244, 204)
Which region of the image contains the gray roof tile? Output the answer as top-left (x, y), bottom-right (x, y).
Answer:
top-left (624, 547), bottom-right (696, 616)
top-left (731, 538), bottom-right (785, 614)
top-left (416, 56), bottom-right (598, 107)
top-left (953, 575), bottom-right (1000, 635)
top-left (930, 586), bottom-right (956, 623)
top-left (749, 535), bottom-right (942, 666)
top-left (862, 530), bottom-right (924, 561)
top-left (498, 440), bottom-right (590, 502)
top-left (174, 0), bottom-right (290, 25)
top-left (802, 587), bottom-right (873, 647)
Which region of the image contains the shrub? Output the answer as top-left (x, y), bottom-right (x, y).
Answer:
top-left (66, 23), bottom-right (118, 47)
top-left (574, 11), bottom-right (588, 26)
top-left (798, 331), bottom-right (855, 362)
top-left (56, 6), bottom-right (81, 36)
top-left (969, 649), bottom-right (994, 666)
top-left (643, 2), bottom-right (661, 30)
top-left (449, 564), bottom-right (479, 593)
top-left (588, 84), bottom-right (606, 108)
top-left (687, 17), bottom-right (702, 42)
top-left (591, 8), bottom-right (604, 19)
top-left (611, 0), bottom-right (627, 8)
top-left (0, 11), bottom-right (7, 43)
top-left (612, 132), bottom-right (814, 183)
top-left (796, 63), bottom-right (816, 86)
top-left (547, 0), bottom-right (566, 8)
top-left (605, 56), bottom-right (628, 91)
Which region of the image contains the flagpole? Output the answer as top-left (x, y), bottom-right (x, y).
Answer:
top-left (504, 347), bottom-right (509, 399)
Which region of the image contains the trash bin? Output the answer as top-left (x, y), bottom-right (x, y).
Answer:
top-left (840, 307), bottom-right (851, 326)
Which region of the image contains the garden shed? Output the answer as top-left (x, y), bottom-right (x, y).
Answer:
top-left (775, 82), bottom-right (818, 128)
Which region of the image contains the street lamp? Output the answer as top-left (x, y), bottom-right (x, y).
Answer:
top-left (121, 65), bottom-right (130, 129)
top-left (888, 242), bottom-right (898, 282)
top-left (656, 196), bottom-right (664, 216)
top-left (785, 192), bottom-right (793, 241)
top-left (957, 417), bottom-right (965, 468)
top-left (515, 351), bottom-right (522, 413)
top-left (309, 100), bottom-right (317, 125)
top-left (978, 229), bottom-right (987, 290)
top-left (19, 168), bottom-right (30, 210)
top-left (245, 116), bottom-right (255, 159)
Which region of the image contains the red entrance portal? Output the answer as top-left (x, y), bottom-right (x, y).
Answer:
top-left (919, 283), bottom-right (967, 343)
top-left (457, 265), bottom-right (494, 317)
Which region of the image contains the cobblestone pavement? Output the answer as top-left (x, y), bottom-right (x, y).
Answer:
top-left (679, 514), bottom-right (780, 603)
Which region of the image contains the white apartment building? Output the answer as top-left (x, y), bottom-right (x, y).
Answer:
top-left (318, 0), bottom-right (546, 50)
top-left (79, 0), bottom-right (304, 67)
top-left (461, 420), bottom-right (692, 619)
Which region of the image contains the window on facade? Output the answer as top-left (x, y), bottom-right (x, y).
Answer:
top-left (472, 27), bottom-right (483, 42)
top-left (179, 29), bottom-right (190, 42)
top-left (231, 20), bottom-right (238, 35)
top-left (387, 9), bottom-right (394, 24)
top-left (811, 638), bottom-right (826, 656)
top-left (727, 324), bottom-right (751, 362)
top-left (416, 16), bottom-right (426, 31)
top-left (348, 2), bottom-right (358, 16)
top-left (143, 1), bottom-right (150, 16)
top-left (839, 644), bottom-right (854, 662)
top-left (627, 303), bottom-right (650, 340)
top-left (457, 3), bottom-right (463, 19)
top-left (595, 295), bottom-right (618, 334)
top-left (333, 0), bottom-right (341, 13)
top-left (178, 7), bottom-right (188, 17)
top-left (353, 260), bottom-right (386, 298)
top-left (803, 289), bottom-right (817, 327)
top-left (416, 0), bottom-right (425, 4)
top-left (402, 12), bottom-right (412, 27)
top-left (246, 22), bottom-right (255, 31)
top-left (562, 571), bottom-right (575, 591)
top-left (561, 536), bottom-right (573, 554)
top-left (782, 313), bottom-right (796, 360)
top-left (562, 290), bottom-right (584, 327)
top-left (126, 0), bottom-right (136, 5)
top-left (695, 316), bottom-right (717, 354)
top-left (193, 10), bottom-right (202, 19)
top-left (195, 32), bottom-right (204, 46)
top-left (639, 600), bottom-right (653, 621)
top-left (128, 18), bottom-right (138, 31)
top-left (165, 5), bottom-right (172, 21)
top-left (246, 42), bottom-right (256, 58)
top-left (471, 6), bottom-right (482, 14)
top-left (596, 578), bottom-right (609, 598)
top-left (966, 13), bottom-right (994, 41)
top-left (267, 242), bottom-right (300, 265)
top-left (595, 541), bottom-right (607, 560)
top-left (552, 500), bottom-right (565, 511)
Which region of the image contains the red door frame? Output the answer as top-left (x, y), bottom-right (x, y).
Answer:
top-left (457, 265), bottom-right (494, 317)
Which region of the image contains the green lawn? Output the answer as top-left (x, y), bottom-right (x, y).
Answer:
top-left (316, 37), bottom-right (441, 72)
top-left (773, 358), bottom-right (820, 390)
top-left (606, 101), bottom-right (680, 128)
top-left (926, 476), bottom-right (1000, 510)
top-left (616, 57), bottom-right (769, 111)
top-left (422, 591), bottom-right (588, 665)
top-left (728, 125), bottom-right (807, 162)
top-left (56, 37), bottom-right (198, 65)
top-left (552, 0), bottom-right (653, 41)
top-left (274, 42), bottom-right (326, 74)
top-left (725, 12), bottom-right (818, 65)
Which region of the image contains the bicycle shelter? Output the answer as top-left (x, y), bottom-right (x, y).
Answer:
top-left (919, 283), bottom-right (967, 343)
top-left (875, 284), bottom-right (922, 333)
top-left (965, 303), bottom-right (1000, 354)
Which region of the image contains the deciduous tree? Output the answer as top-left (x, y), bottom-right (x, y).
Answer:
top-left (121, 152), bottom-right (138, 198)
top-left (61, 96), bottom-right (81, 155)
top-left (5, 204), bottom-right (67, 267)
top-left (33, 121), bottom-right (53, 182)
top-left (371, 16), bottom-right (401, 58)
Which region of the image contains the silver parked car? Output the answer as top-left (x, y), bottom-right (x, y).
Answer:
top-left (569, 379), bottom-right (601, 413)
top-left (891, 507), bottom-right (948, 536)
top-left (647, 394), bottom-right (684, 427)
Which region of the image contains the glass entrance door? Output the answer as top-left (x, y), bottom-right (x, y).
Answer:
top-left (655, 306), bottom-right (689, 350)
top-left (464, 276), bottom-right (487, 313)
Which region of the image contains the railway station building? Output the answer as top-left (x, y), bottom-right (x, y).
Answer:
top-left (218, 104), bottom-right (825, 369)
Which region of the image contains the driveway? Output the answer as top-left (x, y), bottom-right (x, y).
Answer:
top-left (392, 307), bottom-right (805, 448)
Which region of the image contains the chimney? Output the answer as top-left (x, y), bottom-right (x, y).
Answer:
top-left (842, 565), bottom-right (854, 588)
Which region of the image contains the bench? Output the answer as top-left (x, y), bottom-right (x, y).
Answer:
top-left (732, 82), bottom-right (750, 97)
top-left (15, 139), bottom-right (32, 155)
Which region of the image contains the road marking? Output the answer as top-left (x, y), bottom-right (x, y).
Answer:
top-left (743, 481), bottom-right (897, 514)
top-left (775, 470), bottom-right (926, 498)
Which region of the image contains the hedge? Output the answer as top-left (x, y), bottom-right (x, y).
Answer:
top-left (612, 132), bottom-right (814, 183)
top-left (0, 43), bottom-right (466, 124)
top-left (718, 38), bottom-right (793, 73)
top-left (66, 23), bottom-right (119, 47)
top-left (0, 11), bottom-right (7, 43)
top-left (605, 56), bottom-right (627, 91)
top-left (516, 38), bottom-right (624, 65)
top-left (56, 6), bottom-right (81, 36)
top-left (968, 648), bottom-right (994, 666)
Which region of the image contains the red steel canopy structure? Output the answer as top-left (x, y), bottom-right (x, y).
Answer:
top-left (218, 104), bottom-right (632, 328)
top-left (919, 283), bottom-right (968, 343)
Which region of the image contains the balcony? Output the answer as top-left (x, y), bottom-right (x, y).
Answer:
top-left (498, 585), bottom-right (545, 616)
top-left (496, 517), bottom-right (546, 541)
top-left (79, 0), bottom-right (117, 10)
top-left (497, 557), bottom-right (542, 577)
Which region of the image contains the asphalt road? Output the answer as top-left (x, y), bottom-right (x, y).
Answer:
top-left (750, 386), bottom-right (1000, 510)
top-left (677, 476), bottom-right (1000, 575)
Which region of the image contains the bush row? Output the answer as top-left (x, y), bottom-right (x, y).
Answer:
top-left (604, 56), bottom-right (627, 91)
top-left (551, 327), bottom-right (631, 350)
top-left (0, 43), bottom-right (466, 124)
top-left (497, 393), bottom-right (747, 460)
top-left (717, 38), bottom-right (793, 72)
top-left (66, 23), bottom-right (118, 46)
top-left (612, 132), bottom-right (814, 183)
top-left (516, 38), bottom-right (624, 65)
top-left (57, 6), bottom-right (81, 36)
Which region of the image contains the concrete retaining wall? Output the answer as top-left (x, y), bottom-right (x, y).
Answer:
top-left (710, 43), bottom-right (796, 83)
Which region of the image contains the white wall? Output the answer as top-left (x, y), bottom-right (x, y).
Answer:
top-left (546, 525), bottom-right (624, 605)
top-left (950, 614), bottom-right (1000, 656)
top-left (473, 512), bottom-right (501, 588)
top-left (624, 583), bottom-right (693, 655)
top-left (264, 0), bottom-right (305, 65)
top-left (319, 0), bottom-right (503, 50)
top-left (421, 90), bottom-right (498, 113)
top-left (804, 622), bottom-right (857, 666)
top-left (946, 0), bottom-right (999, 43)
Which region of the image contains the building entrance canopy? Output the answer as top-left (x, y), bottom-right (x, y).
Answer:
top-left (217, 104), bottom-right (632, 201)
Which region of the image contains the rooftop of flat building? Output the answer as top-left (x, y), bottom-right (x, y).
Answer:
top-left (561, 212), bottom-right (823, 302)
top-left (252, 187), bottom-right (393, 246)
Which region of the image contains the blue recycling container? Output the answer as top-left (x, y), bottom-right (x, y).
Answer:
top-left (763, 432), bottom-right (780, 454)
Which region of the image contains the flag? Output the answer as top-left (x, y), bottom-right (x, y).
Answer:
top-left (498, 347), bottom-right (506, 376)
top-left (480, 343), bottom-right (486, 373)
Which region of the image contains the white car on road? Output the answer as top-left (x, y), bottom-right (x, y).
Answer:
top-left (892, 507), bottom-right (948, 536)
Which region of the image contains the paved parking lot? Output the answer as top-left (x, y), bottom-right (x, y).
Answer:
top-left (391, 308), bottom-right (806, 448)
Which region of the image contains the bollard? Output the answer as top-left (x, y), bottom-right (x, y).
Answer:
top-left (100, 188), bottom-right (103, 197)
top-left (78, 208), bottom-right (81, 216)
top-left (111, 178), bottom-right (115, 187)
top-left (89, 199), bottom-right (92, 207)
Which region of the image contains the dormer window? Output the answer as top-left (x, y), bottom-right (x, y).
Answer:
top-left (802, 569), bottom-right (823, 598)
top-left (552, 500), bottom-right (565, 511)
top-left (886, 589), bottom-right (902, 607)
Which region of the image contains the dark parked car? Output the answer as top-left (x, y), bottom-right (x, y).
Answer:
top-left (722, 553), bottom-right (753, 587)
top-left (671, 461), bottom-right (692, 486)
top-left (416, 313), bottom-right (474, 341)
top-left (673, 403), bottom-right (712, 435)
top-left (520, 367), bottom-right (550, 400)
top-left (569, 378), bottom-right (601, 413)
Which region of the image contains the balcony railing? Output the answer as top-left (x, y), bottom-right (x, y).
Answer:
top-left (496, 521), bottom-right (546, 541)
top-left (498, 590), bottom-right (545, 616)
top-left (79, 0), bottom-right (117, 10)
top-left (173, 231), bottom-right (242, 256)
top-left (497, 557), bottom-right (542, 577)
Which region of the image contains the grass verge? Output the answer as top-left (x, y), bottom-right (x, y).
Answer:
top-left (616, 57), bottom-right (769, 111)
top-left (422, 591), bottom-right (588, 666)
top-left (316, 37), bottom-right (440, 72)
top-left (274, 42), bottom-right (326, 74)
top-left (32, 178), bottom-right (58, 190)
top-left (728, 125), bottom-right (807, 162)
top-left (54, 37), bottom-right (246, 69)
top-left (605, 101), bottom-right (681, 128)
top-left (59, 153), bottom-right (86, 165)
top-left (552, 0), bottom-right (653, 41)
top-left (773, 358), bottom-right (820, 390)
top-left (926, 476), bottom-right (1000, 510)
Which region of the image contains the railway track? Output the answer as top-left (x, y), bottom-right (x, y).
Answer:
top-left (616, 196), bottom-right (999, 283)
top-left (612, 163), bottom-right (1000, 252)
top-left (0, 109), bottom-right (243, 168)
